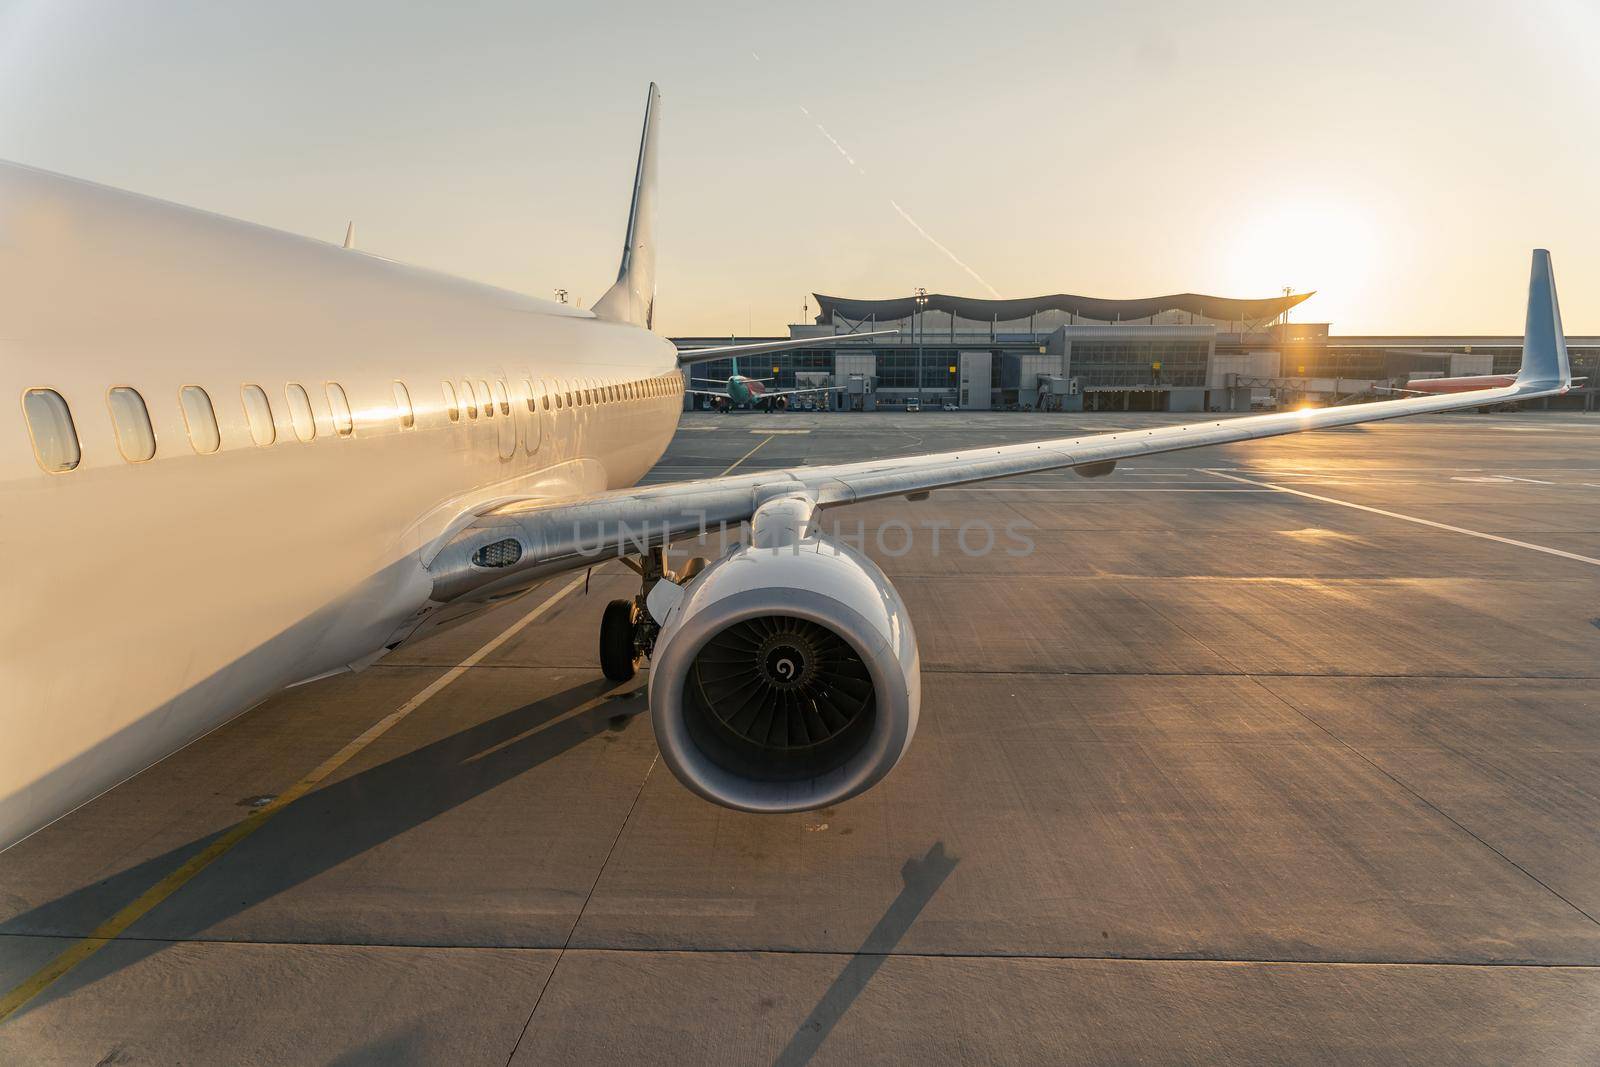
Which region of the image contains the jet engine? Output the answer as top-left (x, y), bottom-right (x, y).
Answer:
top-left (647, 516), bottom-right (919, 813)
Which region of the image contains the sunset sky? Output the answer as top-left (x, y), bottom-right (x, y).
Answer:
top-left (2, 0), bottom-right (1596, 337)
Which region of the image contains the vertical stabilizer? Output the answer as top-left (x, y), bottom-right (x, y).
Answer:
top-left (1516, 249), bottom-right (1571, 388)
top-left (592, 83), bottom-right (661, 329)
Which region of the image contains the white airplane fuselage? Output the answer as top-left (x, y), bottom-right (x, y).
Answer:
top-left (0, 162), bottom-right (683, 847)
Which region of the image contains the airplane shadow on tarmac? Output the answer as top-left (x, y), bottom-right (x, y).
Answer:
top-left (0, 676), bottom-right (637, 1018)
top-left (774, 841), bottom-right (959, 1067)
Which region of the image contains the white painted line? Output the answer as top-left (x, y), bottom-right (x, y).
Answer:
top-left (955, 487), bottom-right (1275, 494)
top-left (759, 429), bottom-right (812, 435)
top-left (1202, 470), bottom-right (1600, 567)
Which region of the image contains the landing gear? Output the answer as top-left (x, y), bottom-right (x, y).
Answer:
top-left (599, 599), bottom-right (641, 681)
top-left (597, 547), bottom-right (710, 682)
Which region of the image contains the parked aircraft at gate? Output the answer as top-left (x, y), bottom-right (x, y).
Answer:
top-left (0, 83), bottom-right (1577, 849)
top-left (687, 357), bottom-right (842, 410)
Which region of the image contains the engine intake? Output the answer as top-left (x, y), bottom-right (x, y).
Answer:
top-left (648, 535), bottom-right (919, 813)
top-left (685, 614), bottom-right (876, 782)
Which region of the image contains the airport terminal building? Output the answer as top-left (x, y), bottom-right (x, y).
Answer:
top-left (676, 290), bottom-right (1600, 412)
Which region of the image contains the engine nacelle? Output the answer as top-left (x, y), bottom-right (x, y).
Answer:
top-left (647, 534), bottom-right (919, 813)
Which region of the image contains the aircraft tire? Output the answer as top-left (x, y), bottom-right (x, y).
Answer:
top-left (600, 599), bottom-right (639, 682)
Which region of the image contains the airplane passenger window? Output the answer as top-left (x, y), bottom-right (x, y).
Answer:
top-left (554, 390), bottom-right (563, 409)
top-left (285, 383), bottom-right (317, 442)
top-left (442, 380), bottom-right (460, 422)
top-left (327, 383), bottom-right (354, 436)
top-left (479, 380), bottom-right (494, 417)
top-left (523, 381), bottom-right (541, 453)
top-left (460, 380), bottom-right (477, 419)
top-left (22, 388), bottom-right (81, 472)
top-left (179, 386), bottom-right (220, 454)
top-left (107, 386), bottom-right (157, 462)
top-left (493, 380), bottom-right (510, 416)
top-left (393, 381), bottom-right (414, 429)
top-left (242, 385), bottom-right (276, 446)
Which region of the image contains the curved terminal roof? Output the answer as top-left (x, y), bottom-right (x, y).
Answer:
top-left (815, 290), bottom-right (1314, 325)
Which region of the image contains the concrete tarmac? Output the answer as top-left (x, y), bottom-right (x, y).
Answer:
top-left (3, 410), bottom-right (1599, 1064)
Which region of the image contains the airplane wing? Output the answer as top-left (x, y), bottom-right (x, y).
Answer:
top-left (676, 330), bottom-right (897, 368)
top-left (762, 384), bottom-right (845, 398)
top-left (426, 251), bottom-right (1574, 603)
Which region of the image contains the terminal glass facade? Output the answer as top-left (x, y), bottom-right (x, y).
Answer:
top-left (1069, 340), bottom-right (1210, 387)
top-left (876, 349), bottom-right (960, 391)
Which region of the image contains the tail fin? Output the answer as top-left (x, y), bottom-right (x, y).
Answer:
top-left (592, 83), bottom-right (661, 329)
top-left (1516, 249), bottom-right (1571, 388)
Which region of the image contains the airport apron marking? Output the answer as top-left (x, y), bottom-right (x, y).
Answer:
top-left (1203, 470), bottom-right (1600, 568)
top-left (724, 435), bottom-right (774, 473)
top-left (0, 572), bottom-right (588, 1023)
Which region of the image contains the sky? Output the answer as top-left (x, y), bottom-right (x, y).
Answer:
top-left (2, 0), bottom-right (1597, 337)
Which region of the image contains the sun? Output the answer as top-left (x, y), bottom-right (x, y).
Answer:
top-left (1217, 199), bottom-right (1382, 324)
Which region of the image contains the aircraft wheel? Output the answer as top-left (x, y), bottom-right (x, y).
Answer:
top-left (599, 599), bottom-right (639, 682)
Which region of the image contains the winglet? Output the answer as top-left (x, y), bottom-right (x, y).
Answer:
top-left (593, 83), bottom-right (661, 330)
top-left (1516, 249), bottom-right (1571, 388)
top-left (342, 221), bottom-right (356, 250)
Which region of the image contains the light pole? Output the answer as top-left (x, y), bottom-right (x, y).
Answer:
top-left (913, 287), bottom-right (928, 410)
